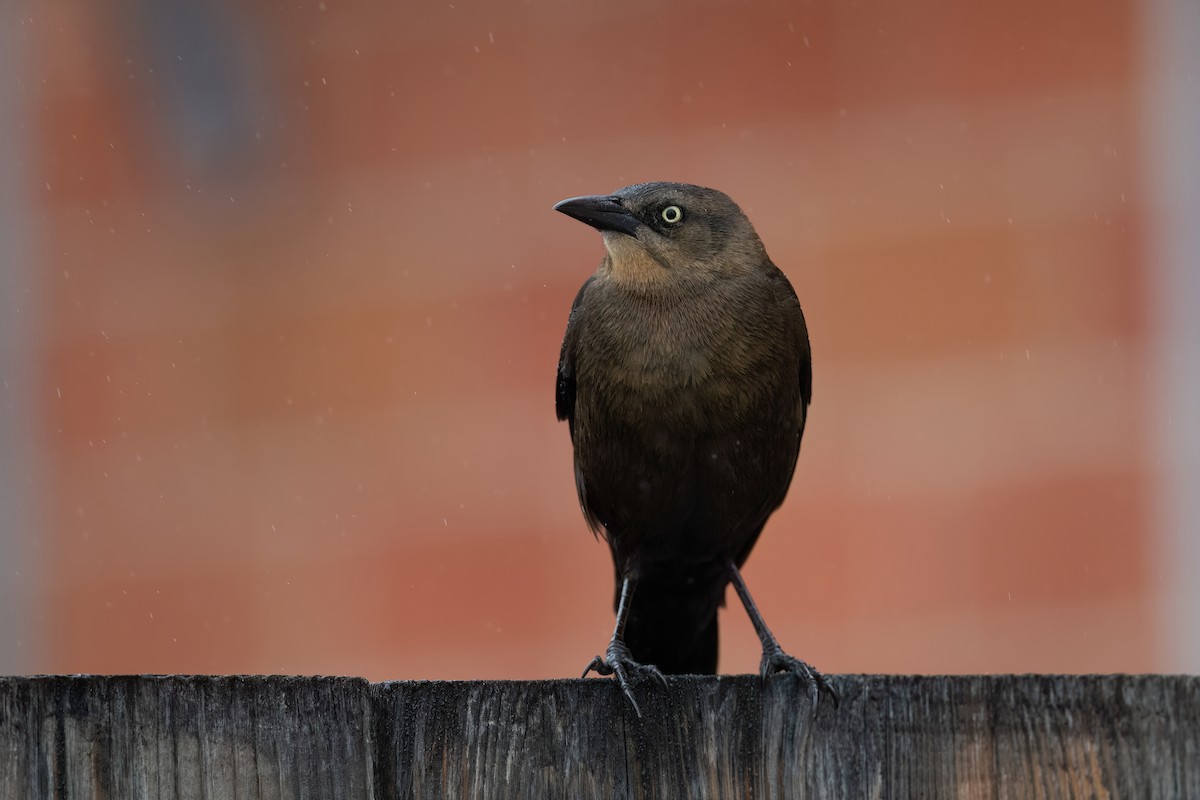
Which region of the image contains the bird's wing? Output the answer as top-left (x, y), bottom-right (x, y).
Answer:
top-left (732, 266), bottom-right (811, 568)
top-left (799, 329), bottom-right (812, 409)
top-left (555, 276), bottom-right (594, 435)
top-left (797, 310), bottom-right (812, 442)
top-left (764, 262), bottom-right (812, 410)
top-left (556, 277), bottom-right (606, 537)
top-left (778, 268), bottom-right (813, 411)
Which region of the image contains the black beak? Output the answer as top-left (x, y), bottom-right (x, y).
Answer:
top-left (554, 194), bottom-right (641, 237)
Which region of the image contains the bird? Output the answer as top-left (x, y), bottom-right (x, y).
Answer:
top-left (553, 181), bottom-right (834, 716)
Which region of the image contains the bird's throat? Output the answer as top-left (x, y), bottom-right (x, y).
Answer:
top-left (602, 234), bottom-right (670, 289)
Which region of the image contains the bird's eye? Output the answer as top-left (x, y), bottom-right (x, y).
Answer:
top-left (660, 205), bottom-right (683, 224)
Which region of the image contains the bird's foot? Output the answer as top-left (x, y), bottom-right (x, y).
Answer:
top-left (582, 640), bottom-right (668, 718)
top-left (760, 643), bottom-right (839, 711)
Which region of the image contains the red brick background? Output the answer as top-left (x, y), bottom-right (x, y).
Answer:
top-left (6, 0), bottom-right (1168, 679)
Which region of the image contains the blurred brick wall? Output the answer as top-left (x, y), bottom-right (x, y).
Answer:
top-left (23, 0), bottom-right (1151, 679)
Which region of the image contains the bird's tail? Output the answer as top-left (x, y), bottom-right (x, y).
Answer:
top-left (622, 571), bottom-right (723, 675)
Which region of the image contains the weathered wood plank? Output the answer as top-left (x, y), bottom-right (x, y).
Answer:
top-left (2, 674), bottom-right (1197, 799)
top-left (0, 676), bottom-right (374, 800)
top-left (375, 678), bottom-right (632, 799)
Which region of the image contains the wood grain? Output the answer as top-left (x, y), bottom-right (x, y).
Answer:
top-left (2, 674), bottom-right (1197, 798)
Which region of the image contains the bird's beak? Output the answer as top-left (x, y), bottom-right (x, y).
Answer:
top-left (554, 195), bottom-right (641, 237)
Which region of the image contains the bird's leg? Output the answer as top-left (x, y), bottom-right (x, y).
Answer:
top-left (582, 575), bottom-right (668, 717)
top-left (727, 561), bottom-right (838, 709)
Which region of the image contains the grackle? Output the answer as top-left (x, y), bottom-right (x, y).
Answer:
top-left (554, 181), bottom-right (834, 716)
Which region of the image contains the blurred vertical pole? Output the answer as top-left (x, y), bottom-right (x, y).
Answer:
top-left (1145, 0), bottom-right (1200, 671)
top-left (0, 2), bottom-right (42, 673)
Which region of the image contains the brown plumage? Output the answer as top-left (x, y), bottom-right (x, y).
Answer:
top-left (554, 182), bottom-right (834, 714)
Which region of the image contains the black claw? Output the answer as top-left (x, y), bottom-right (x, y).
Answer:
top-left (581, 645), bottom-right (668, 718)
top-left (610, 661), bottom-right (643, 717)
top-left (582, 655), bottom-right (611, 679)
top-left (760, 645), bottom-right (838, 713)
top-left (818, 673), bottom-right (840, 709)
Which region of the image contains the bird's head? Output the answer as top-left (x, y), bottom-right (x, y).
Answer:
top-left (554, 182), bottom-right (766, 288)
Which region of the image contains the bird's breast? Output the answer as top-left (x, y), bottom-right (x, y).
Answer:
top-left (578, 296), bottom-right (784, 429)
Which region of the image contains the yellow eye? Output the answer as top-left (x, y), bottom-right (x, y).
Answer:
top-left (661, 205), bottom-right (683, 224)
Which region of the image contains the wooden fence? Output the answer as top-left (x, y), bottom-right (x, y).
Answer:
top-left (2, 674), bottom-right (1197, 798)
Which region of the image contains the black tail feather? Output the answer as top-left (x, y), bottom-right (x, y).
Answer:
top-left (622, 572), bottom-right (723, 675)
